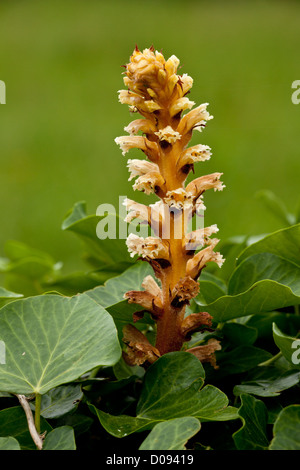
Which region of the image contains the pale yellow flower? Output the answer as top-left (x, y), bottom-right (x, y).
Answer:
top-left (126, 233), bottom-right (169, 259)
top-left (154, 126), bottom-right (181, 144)
top-left (164, 188), bottom-right (194, 210)
top-left (127, 159), bottom-right (159, 181)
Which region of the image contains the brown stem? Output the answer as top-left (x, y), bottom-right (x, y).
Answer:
top-left (155, 304), bottom-right (185, 354)
top-left (154, 195), bottom-right (189, 354)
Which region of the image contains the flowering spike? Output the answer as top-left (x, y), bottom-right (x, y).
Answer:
top-left (116, 47), bottom-right (225, 363)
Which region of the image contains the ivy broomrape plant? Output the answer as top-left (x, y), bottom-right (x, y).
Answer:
top-left (1, 45), bottom-right (300, 452)
top-left (115, 46), bottom-right (225, 366)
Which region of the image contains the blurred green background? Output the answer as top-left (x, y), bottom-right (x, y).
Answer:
top-left (0, 0), bottom-right (299, 273)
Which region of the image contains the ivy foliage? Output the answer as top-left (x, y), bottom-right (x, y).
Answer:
top-left (0, 194), bottom-right (299, 450)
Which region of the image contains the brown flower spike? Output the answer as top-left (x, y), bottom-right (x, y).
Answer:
top-left (115, 47), bottom-right (225, 364)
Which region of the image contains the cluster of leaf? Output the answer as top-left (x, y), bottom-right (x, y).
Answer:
top-left (0, 192), bottom-right (299, 451)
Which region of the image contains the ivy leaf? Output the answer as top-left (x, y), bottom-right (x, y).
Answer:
top-left (90, 352), bottom-right (238, 438)
top-left (216, 235), bottom-right (248, 282)
top-left (196, 224), bottom-right (300, 322)
top-left (215, 346), bottom-right (272, 378)
top-left (0, 436), bottom-right (21, 450)
top-left (86, 261), bottom-right (152, 308)
top-left (255, 189), bottom-right (296, 226)
top-left (228, 253), bottom-right (300, 296)
top-left (62, 201), bottom-right (133, 279)
top-left (272, 323), bottom-right (300, 369)
top-left (269, 405), bottom-right (300, 450)
top-left (0, 406), bottom-right (52, 450)
top-left (245, 312), bottom-right (299, 340)
top-left (237, 223), bottom-right (300, 266)
top-left (0, 287), bottom-right (23, 309)
top-left (44, 272), bottom-right (101, 296)
top-left (196, 280), bottom-right (300, 323)
top-left (42, 426), bottom-right (76, 450)
top-left (0, 240), bottom-right (57, 280)
top-left (233, 368), bottom-right (300, 397)
top-left (85, 262), bottom-right (154, 335)
top-left (196, 280), bottom-right (226, 305)
top-left (221, 323), bottom-right (257, 346)
top-left (0, 241), bottom-right (64, 297)
top-left (139, 417), bottom-right (201, 450)
top-left (196, 247), bottom-right (300, 322)
top-left (0, 294), bottom-right (121, 394)
top-left (233, 394), bottom-right (269, 450)
top-left (30, 384), bottom-right (83, 419)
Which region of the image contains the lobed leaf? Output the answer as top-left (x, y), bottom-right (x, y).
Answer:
top-left (90, 352), bottom-right (238, 438)
top-left (233, 394), bottom-right (269, 450)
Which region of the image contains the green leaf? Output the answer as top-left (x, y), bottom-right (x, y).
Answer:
top-left (86, 261), bottom-right (152, 308)
top-left (221, 323), bottom-right (257, 346)
top-left (269, 405), bottom-right (300, 450)
top-left (3, 240), bottom-right (55, 264)
top-left (195, 243), bottom-right (300, 322)
top-left (139, 417), bottom-right (201, 450)
top-left (228, 253), bottom-right (300, 296)
top-left (200, 271), bottom-right (227, 292)
top-left (30, 384), bottom-right (83, 419)
top-left (0, 293), bottom-right (121, 394)
top-left (0, 287), bottom-right (23, 308)
top-left (0, 241), bottom-right (62, 296)
top-left (255, 189), bottom-right (295, 226)
top-left (62, 201), bottom-right (133, 278)
top-left (113, 357), bottom-right (145, 380)
top-left (272, 323), bottom-right (300, 369)
top-left (54, 413), bottom-right (93, 437)
top-left (237, 223), bottom-right (300, 266)
top-left (89, 408), bottom-right (151, 437)
top-left (136, 352), bottom-right (205, 419)
top-left (215, 346), bottom-right (272, 377)
top-left (44, 271), bottom-right (101, 296)
top-left (0, 249), bottom-right (57, 281)
top-left (196, 280), bottom-right (226, 305)
top-left (90, 352), bottom-right (238, 438)
top-left (0, 436), bottom-right (21, 450)
top-left (0, 406), bottom-right (52, 450)
top-left (216, 236), bottom-right (248, 282)
top-left (234, 368), bottom-right (300, 397)
top-left (42, 426), bottom-right (76, 450)
top-left (233, 394), bottom-right (269, 450)
top-left (245, 312), bottom-right (298, 340)
top-left (86, 262), bottom-right (154, 336)
top-left (196, 280), bottom-right (300, 322)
